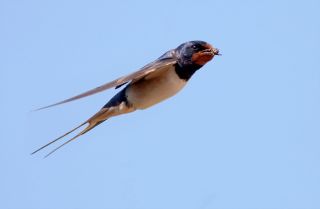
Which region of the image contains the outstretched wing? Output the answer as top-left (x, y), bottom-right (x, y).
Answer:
top-left (35, 50), bottom-right (177, 110)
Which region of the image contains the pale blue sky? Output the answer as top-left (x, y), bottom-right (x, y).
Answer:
top-left (1, 0), bottom-right (320, 209)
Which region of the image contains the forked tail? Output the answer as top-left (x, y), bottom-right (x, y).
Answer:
top-left (31, 108), bottom-right (111, 158)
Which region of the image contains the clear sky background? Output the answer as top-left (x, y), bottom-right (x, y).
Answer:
top-left (1, 0), bottom-right (320, 209)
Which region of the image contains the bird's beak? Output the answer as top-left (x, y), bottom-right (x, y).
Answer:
top-left (202, 47), bottom-right (221, 56)
top-left (212, 48), bottom-right (221, 56)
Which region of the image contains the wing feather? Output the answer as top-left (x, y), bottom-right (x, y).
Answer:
top-left (35, 51), bottom-right (177, 110)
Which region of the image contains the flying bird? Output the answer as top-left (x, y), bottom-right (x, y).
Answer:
top-left (32, 40), bottom-right (220, 157)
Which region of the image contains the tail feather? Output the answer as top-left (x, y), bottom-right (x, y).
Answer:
top-left (43, 121), bottom-right (102, 158)
top-left (31, 121), bottom-right (87, 155)
top-left (31, 107), bottom-right (113, 157)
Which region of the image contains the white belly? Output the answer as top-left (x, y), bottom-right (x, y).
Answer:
top-left (126, 67), bottom-right (186, 109)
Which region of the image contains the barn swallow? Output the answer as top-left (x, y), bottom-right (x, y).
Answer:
top-left (32, 40), bottom-right (220, 157)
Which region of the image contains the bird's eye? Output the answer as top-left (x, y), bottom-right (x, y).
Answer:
top-left (192, 45), bottom-right (198, 49)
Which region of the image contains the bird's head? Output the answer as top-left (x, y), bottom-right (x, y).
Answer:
top-left (176, 41), bottom-right (220, 67)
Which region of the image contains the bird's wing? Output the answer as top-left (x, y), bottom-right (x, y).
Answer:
top-left (35, 50), bottom-right (177, 110)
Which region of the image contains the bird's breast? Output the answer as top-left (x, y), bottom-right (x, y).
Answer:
top-left (126, 67), bottom-right (187, 109)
